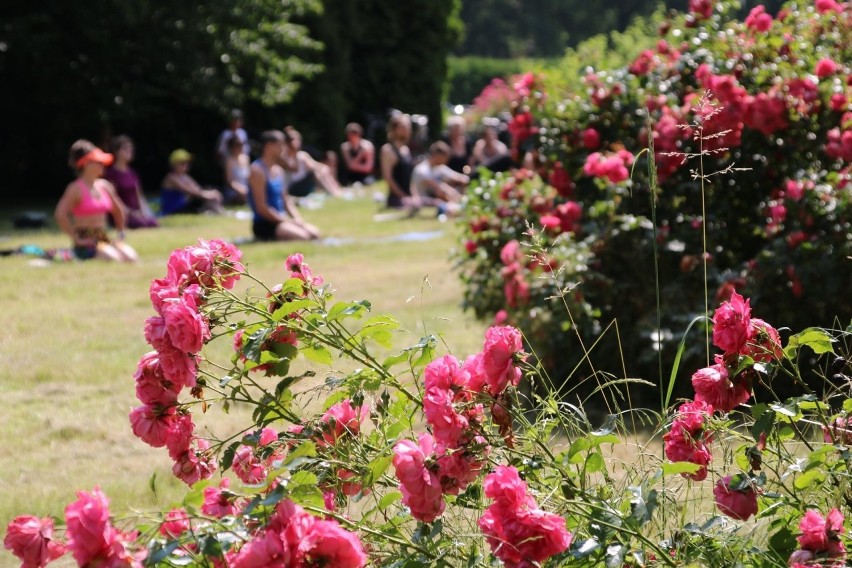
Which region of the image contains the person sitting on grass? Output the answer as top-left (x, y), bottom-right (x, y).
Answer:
top-left (471, 124), bottom-right (512, 173)
top-left (279, 126), bottom-right (344, 198)
top-left (249, 130), bottom-right (321, 242)
top-left (104, 135), bottom-right (159, 228)
top-left (54, 139), bottom-right (138, 261)
top-left (340, 122), bottom-right (375, 186)
top-left (160, 149), bottom-right (225, 216)
top-left (410, 141), bottom-right (468, 217)
top-left (223, 135), bottom-right (250, 205)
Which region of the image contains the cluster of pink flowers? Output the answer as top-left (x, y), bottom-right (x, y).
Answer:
top-left (663, 292), bottom-right (783, 520)
top-left (5, 488), bottom-right (143, 568)
top-left (478, 466), bottom-right (572, 567)
top-left (789, 508), bottom-right (846, 567)
top-left (825, 113), bottom-right (852, 163)
top-left (393, 326), bottom-right (526, 522)
top-left (231, 427), bottom-right (282, 485)
top-left (132, 239), bottom-right (242, 485)
top-left (583, 149), bottom-right (634, 184)
top-left (663, 399), bottom-right (714, 481)
top-left (229, 499), bottom-right (366, 568)
top-left (499, 240), bottom-right (530, 309)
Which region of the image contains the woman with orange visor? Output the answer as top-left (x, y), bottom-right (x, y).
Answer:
top-left (54, 139), bottom-right (138, 261)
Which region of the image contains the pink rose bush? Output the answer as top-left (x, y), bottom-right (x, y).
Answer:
top-left (456, 0), bottom-right (852, 405)
top-left (8, 241), bottom-right (852, 567)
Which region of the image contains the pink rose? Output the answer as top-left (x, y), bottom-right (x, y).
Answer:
top-left (688, 0), bottom-right (713, 19)
top-left (157, 346), bottom-right (198, 388)
top-left (481, 326), bottom-right (525, 395)
top-left (232, 530), bottom-right (291, 568)
top-left (202, 239), bottom-right (243, 289)
top-left (816, 58), bottom-right (838, 79)
top-left (129, 404), bottom-right (176, 448)
top-left (202, 479), bottom-right (239, 518)
top-left (144, 316), bottom-right (171, 352)
top-left (159, 508), bottom-right (190, 538)
top-left (232, 445), bottom-right (268, 485)
top-left (479, 466), bottom-right (572, 566)
top-left (713, 475), bottom-right (758, 520)
top-left (539, 214), bottom-right (562, 231)
top-left (172, 438), bottom-right (216, 486)
top-left (500, 240), bottom-right (522, 266)
top-left (318, 400), bottom-right (368, 445)
top-left (393, 434), bottom-right (445, 522)
top-left (4, 516), bottom-right (65, 568)
top-left (424, 386), bottom-right (469, 447)
top-left (161, 296), bottom-right (210, 354)
top-left (582, 128), bottom-right (601, 150)
top-left (299, 520), bottom-right (367, 568)
top-left (149, 278), bottom-right (179, 315)
top-left (663, 400), bottom-right (714, 481)
top-left (65, 488), bottom-right (139, 567)
top-left (712, 291), bottom-right (752, 354)
top-left (436, 443), bottom-right (486, 495)
top-left (692, 356), bottom-right (750, 413)
top-left (744, 5), bottom-right (773, 32)
top-left (165, 413), bottom-right (195, 459)
top-left (134, 351), bottom-right (181, 406)
top-left (259, 427), bottom-right (278, 446)
top-left (815, 0), bottom-right (841, 13)
top-left (483, 466), bottom-right (536, 509)
top-left (742, 318), bottom-right (783, 362)
top-left (555, 201), bottom-right (583, 234)
top-left (286, 253), bottom-right (323, 287)
top-left (797, 508), bottom-right (845, 557)
top-left (424, 354), bottom-right (472, 393)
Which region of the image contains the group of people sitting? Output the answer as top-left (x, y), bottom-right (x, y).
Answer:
top-left (48, 111), bottom-right (519, 261)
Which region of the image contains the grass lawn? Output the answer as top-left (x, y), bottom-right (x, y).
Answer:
top-left (0, 189), bottom-right (488, 557)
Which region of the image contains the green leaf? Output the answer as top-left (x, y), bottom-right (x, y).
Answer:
top-left (181, 479), bottom-right (212, 509)
top-left (327, 300), bottom-right (370, 321)
top-left (752, 405), bottom-right (774, 441)
top-left (301, 343), bottom-right (333, 365)
top-left (289, 470), bottom-right (318, 487)
top-left (271, 298), bottom-right (317, 322)
top-left (284, 441), bottom-right (317, 466)
top-left (146, 541), bottom-right (181, 566)
top-left (661, 462), bottom-right (701, 476)
top-left (585, 452), bottom-right (605, 473)
top-left (290, 484), bottom-right (325, 510)
top-left (794, 469), bottom-right (826, 490)
top-left (221, 441), bottom-right (241, 471)
top-left (363, 455), bottom-right (393, 487)
top-left (378, 490), bottom-right (402, 511)
top-left (784, 328), bottom-right (835, 359)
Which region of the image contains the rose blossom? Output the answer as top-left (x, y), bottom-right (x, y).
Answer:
top-left (815, 58), bottom-right (838, 79)
top-left (318, 399), bottom-right (368, 445)
top-left (393, 434), bottom-right (445, 522)
top-left (134, 351), bottom-right (181, 406)
top-left (161, 295), bottom-right (210, 354)
top-left (796, 508), bottom-right (845, 557)
top-left (159, 508), bottom-right (190, 538)
top-left (165, 413), bottom-right (195, 459)
top-left (202, 479), bottom-right (239, 518)
top-left (299, 520), bottom-right (367, 568)
top-left (65, 487), bottom-right (140, 567)
top-left (744, 5), bottom-right (773, 32)
top-left (823, 416), bottom-right (852, 444)
top-left (424, 386), bottom-right (469, 447)
top-left (741, 318), bottom-right (783, 362)
top-left (713, 475), bottom-right (758, 520)
top-left (692, 355), bottom-right (750, 413)
top-left (481, 326), bottom-right (526, 395)
top-left (663, 400), bottom-right (714, 481)
top-left (4, 516), bottom-right (66, 568)
top-left (479, 466), bottom-right (572, 566)
top-left (172, 438), bottom-right (216, 486)
top-left (712, 291), bottom-right (752, 354)
top-left (232, 444), bottom-right (268, 485)
top-left (157, 346), bottom-right (198, 388)
top-left (232, 530), bottom-right (290, 568)
top-left (129, 404), bottom-right (177, 448)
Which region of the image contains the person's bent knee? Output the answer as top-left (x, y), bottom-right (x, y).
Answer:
top-left (96, 244), bottom-right (123, 262)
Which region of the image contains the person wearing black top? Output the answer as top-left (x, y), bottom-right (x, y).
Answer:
top-left (380, 114), bottom-right (414, 209)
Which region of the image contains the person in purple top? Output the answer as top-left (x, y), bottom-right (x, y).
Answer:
top-left (104, 135), bottom-right (159, 228)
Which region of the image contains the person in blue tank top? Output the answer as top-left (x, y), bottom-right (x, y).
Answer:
top-left (248, 130), bottom-right (321, 241)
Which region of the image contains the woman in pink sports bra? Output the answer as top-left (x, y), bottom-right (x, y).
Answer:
top-left (54, 139), bottom-right (138, 261)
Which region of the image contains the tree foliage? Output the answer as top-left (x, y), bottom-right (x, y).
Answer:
top-left (0, 0), bottom-right (322, 197)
